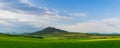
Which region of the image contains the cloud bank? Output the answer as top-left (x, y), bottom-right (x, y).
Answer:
top-left (57, 18), bottom-right (120, 33)
top-left (0, 0), bottom-right (120, 33)
top-left (0, 0), bottom-right (73, 33)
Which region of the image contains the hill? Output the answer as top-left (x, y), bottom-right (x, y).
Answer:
top-left (31, 27), bottom-right (69, 35)
top-left (27, 27), bottom-right (91, 39)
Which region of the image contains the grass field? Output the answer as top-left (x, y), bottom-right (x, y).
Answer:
top-left (0, 35), bottom-right (120, 48)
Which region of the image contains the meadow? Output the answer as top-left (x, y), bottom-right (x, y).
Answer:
top-left (0, 35), bottom-right (120, 48)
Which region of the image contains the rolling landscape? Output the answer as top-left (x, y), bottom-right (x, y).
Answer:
top-left (0, 0), bottom-right (120, 48)
top-left (0, 27), bottom-right (120, 48)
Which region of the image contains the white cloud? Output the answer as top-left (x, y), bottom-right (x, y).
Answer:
top-left (0, 0), bottom-right (73, 27)
top-left (57, 18), bottom-right (120, 33)
top-left (103, 18), bottom-right (120, 25)
top-left (71, 12), bottom-right (88, 16)
top-left (19, 0), bottom-right (37, 7)
top-left (0, 3), bottom-right (4, 7)
top-left (0, 20), bottom-right (12, 26)
top-left (0, 9), bottom-right (73, 29)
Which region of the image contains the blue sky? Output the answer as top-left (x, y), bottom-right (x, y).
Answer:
top-left (0, 0), bottom-right (120, 33)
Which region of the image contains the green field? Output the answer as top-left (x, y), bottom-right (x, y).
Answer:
top-left (0, 35), bottom-right (120, 48)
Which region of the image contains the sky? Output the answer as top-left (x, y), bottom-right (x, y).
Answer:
top-left (0, 0), bottom-right (120, 33)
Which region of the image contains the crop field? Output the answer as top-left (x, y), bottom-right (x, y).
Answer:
top-left (0, 35), bottom-right (120, 48)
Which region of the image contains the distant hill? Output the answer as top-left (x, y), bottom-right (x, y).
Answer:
top-left (28, 27), bottom-right (91, 39)
top-left (30, 27), bottom-right (69, 35)
top-left (22, 27), bottom-right (120, 39)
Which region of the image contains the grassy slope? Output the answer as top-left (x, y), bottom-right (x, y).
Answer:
top-left (0, 35), bottom-right (120, 48)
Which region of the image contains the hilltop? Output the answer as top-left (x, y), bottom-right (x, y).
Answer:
top-left (31, 27), bottom-right (69, 35)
